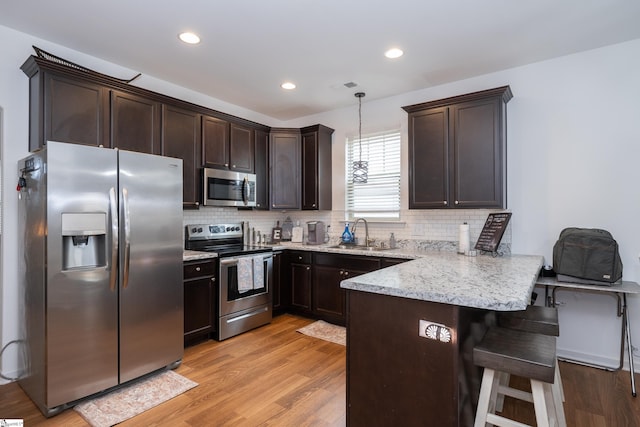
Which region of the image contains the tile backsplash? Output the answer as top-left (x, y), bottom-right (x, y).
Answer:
top-left (184, 207), bottom-right (512, 254)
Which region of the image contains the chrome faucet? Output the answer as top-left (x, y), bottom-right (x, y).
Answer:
top-left (351, 218), bottom-right (370, 247)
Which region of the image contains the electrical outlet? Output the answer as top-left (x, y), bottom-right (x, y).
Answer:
top-left (419, 320), bottom-right (452, 343)
top-left (411, 223), bottom-right (425, 236)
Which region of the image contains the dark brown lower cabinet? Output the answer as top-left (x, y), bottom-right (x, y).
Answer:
top-left (183, 258), bottom-right (217, 346)
top-left (346, 289), bottom-right (485, 427)
top-left (312, 253), bottom-right (380, 326)
top-left (279, 251), bottom-right (410, 325)
top-left (289, 251), bottom-right (313, 314)
top-left (271, 250), bottom-right (286, 314)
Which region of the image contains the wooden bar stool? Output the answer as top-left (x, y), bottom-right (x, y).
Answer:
top-left (473, 327), bottom-right (566, 427)
top-left (498, 305), bottom-right (559, 337)
top-left (497, 305), bottom-right (565, 404)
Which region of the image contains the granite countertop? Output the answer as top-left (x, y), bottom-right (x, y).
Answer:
top-left (340, 251), bottom-right (543, 311)
top-left (269, 241), bottom-right (418, 259)
top-left (183, 242), bottom-right (543, 311)
top-left (183, 250), bottom-right (218, 261)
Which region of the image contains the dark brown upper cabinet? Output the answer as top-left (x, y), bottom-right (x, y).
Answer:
top-left (269, 128), bottom-right (301, 210)
top-left (202, 116), bottom-right (254, 173)
top-left (22, 56), bottom-right (109, 151)
top-left (229, 123), bottom-right (254, 173)
top-left (161, 105), bottom-right (201, 209)
top-left (301, 125), bottom-right (334, 210)
top-left (110, 90), bottom-right (161, 154)
top-left (202, 115), bottom-right (229, 169)
top-left (253, 129), bottom-right (270, 210)
top-left (403, 86), bottom-right (512, 209)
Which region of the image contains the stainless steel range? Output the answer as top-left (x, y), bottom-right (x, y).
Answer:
top-left (185, 223), bottom-right (272, 340)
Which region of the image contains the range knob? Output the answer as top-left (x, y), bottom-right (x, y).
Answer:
top-left (235, 226), bottom-right (241, 231)
top-left (191, 227), bottom-right (197, 233)
top-left (197, 227), bottom-right (203, 233)
top-left (226, 227), bottom-right (232, 232)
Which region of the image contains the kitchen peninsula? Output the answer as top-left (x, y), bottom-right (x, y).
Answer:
top-left (340, 252), bottom-right (543, 426)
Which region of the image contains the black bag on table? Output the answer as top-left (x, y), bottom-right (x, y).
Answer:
top-left (552, 227), bottom-right (623, 285)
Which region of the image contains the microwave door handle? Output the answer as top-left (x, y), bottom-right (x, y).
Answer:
top-left (243, 176), bottom-right (249, 205)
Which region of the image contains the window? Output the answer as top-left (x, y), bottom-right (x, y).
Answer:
top-left (346, 130), bottom-right (401, 220)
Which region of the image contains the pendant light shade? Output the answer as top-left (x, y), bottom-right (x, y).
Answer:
top-left (353, 92), bottom-right (368, 184)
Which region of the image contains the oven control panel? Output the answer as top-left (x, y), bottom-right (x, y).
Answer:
top-left (186, 223), bottom-right (243, 240)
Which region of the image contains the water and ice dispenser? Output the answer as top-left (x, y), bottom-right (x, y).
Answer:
top-left (61, 212), bottom-right (107, 270)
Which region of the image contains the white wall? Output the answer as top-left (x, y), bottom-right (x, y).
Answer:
top-left (2, 23), bottom-right (640, 381)
top-left (282, 38), bottom-right (640, 369)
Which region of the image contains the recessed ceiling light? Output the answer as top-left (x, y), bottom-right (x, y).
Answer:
top-left (385, 48), bottom-right (404, 59)
top-left (179, 32), bottom-right (201, 44)
top-left (281, 82), bottom-right (296, 90)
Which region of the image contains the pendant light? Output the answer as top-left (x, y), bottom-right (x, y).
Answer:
top-left (352, 92), bottom-right (368, 184)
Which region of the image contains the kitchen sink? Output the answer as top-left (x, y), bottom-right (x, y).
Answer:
top-left (328, 244), bottom-right (393, 251)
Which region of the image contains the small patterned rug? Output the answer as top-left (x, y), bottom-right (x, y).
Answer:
top-left (297, 320), bottom-right (346, 346)
top-left (74, 370), bottom-right (197, 427)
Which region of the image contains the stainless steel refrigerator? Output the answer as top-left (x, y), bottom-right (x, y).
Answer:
top-left (17, 141), bottom-right (184, 416)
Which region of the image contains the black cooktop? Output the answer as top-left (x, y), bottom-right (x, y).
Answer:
top-left (185, 223), bottom-right (271, 257)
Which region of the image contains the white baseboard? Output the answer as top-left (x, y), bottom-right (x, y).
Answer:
top-left (558, 347), bottom-right (639, 372)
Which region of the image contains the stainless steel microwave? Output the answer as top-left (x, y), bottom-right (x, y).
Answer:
top-left (202, 168), bottom-right (257, 207)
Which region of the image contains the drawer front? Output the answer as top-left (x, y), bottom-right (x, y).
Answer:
top-left (289, 251), bottom-right (312, 264)
top-left (184, 259), bottom-right (217, 279)
top-left (314, 253), bottom-right (380, 271)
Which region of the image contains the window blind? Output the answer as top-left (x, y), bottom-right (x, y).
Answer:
top-left (346, 130), bottom-right (401, 220)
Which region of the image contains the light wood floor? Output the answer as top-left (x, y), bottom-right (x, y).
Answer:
top-left (1, 313), bottom-right (639, 426)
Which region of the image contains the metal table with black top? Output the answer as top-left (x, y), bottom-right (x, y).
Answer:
top-left (536, 275), bottom-right (640, 397)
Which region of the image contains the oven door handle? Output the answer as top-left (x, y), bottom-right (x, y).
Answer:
top-left (220, 253), bottom-right (272, 266)
top-left (220, 258), bottom-right (239, 267)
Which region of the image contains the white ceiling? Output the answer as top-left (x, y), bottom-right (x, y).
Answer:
top-left (2, 1), bottom-right (640, 121)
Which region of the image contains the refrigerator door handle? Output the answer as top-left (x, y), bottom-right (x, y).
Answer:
top-left (108, 187), bottom-right (118, 292)
top-left (122, 187), bottom-right (131, 289)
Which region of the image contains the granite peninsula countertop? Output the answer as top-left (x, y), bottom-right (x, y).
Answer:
top-left (340, 252), bottom-right (543, 311)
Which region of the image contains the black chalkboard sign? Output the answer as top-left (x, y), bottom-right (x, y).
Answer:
top-left (475, 213), bottom-right (512, 253)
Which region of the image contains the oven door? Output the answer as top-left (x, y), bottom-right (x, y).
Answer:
top-left (219, 252), bottom-right (272, 316)
top-left (202, 168), bottom-right (257, 207)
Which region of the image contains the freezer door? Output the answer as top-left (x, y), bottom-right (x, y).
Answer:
top-left (118, 150), bottom-right (184, 383)
top-left (45, 142), bottom-right (119, 407)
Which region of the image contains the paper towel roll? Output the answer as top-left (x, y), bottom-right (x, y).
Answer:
top-left (458, 223), bottom-right (470, 254)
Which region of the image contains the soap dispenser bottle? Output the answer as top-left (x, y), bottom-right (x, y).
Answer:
top-left (342, 223), bottom-right (353, 244)
top-left (389, 232), bottom-right (396, 249)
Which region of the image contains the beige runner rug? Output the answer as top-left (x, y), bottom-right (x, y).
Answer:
top-left (297, 320), bottom-right (346, 346)
top-left (74, 370), bottom-right (197, 427)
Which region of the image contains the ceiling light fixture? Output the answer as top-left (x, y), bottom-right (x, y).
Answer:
top-left (281, 82), bottom-right (296, 90)
top-left (385, 48), bottom-right (404, 59)
top-left (352, 92), bottom-right (368, 184)
top-left (179, 32), bottom-right (201, 44)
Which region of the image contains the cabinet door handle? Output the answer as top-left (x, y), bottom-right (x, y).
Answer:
top-left (443, 201), bottom-right (448, 206)
top-left (211, 277), bottom-right (216, 282)
top-left (225, 163), bottom-right (229, 167)
top-left (306, 266), bottom-right (310, 271)
top-left (344, 271), bottom-right (350, 277)
top-left (195, 266), bottom-right (201, 272)
top-left (312, 203), bottom-right (316, 207)
top-left (232, 164), bottom-right (236, 168)
top-left (298, 256), bottom-right (303, 260)
top-left (455, 200), bottom-right (459, 205)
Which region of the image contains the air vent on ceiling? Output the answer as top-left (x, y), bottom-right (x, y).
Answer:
top-left (344, 82), bottom-right (358, 88)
